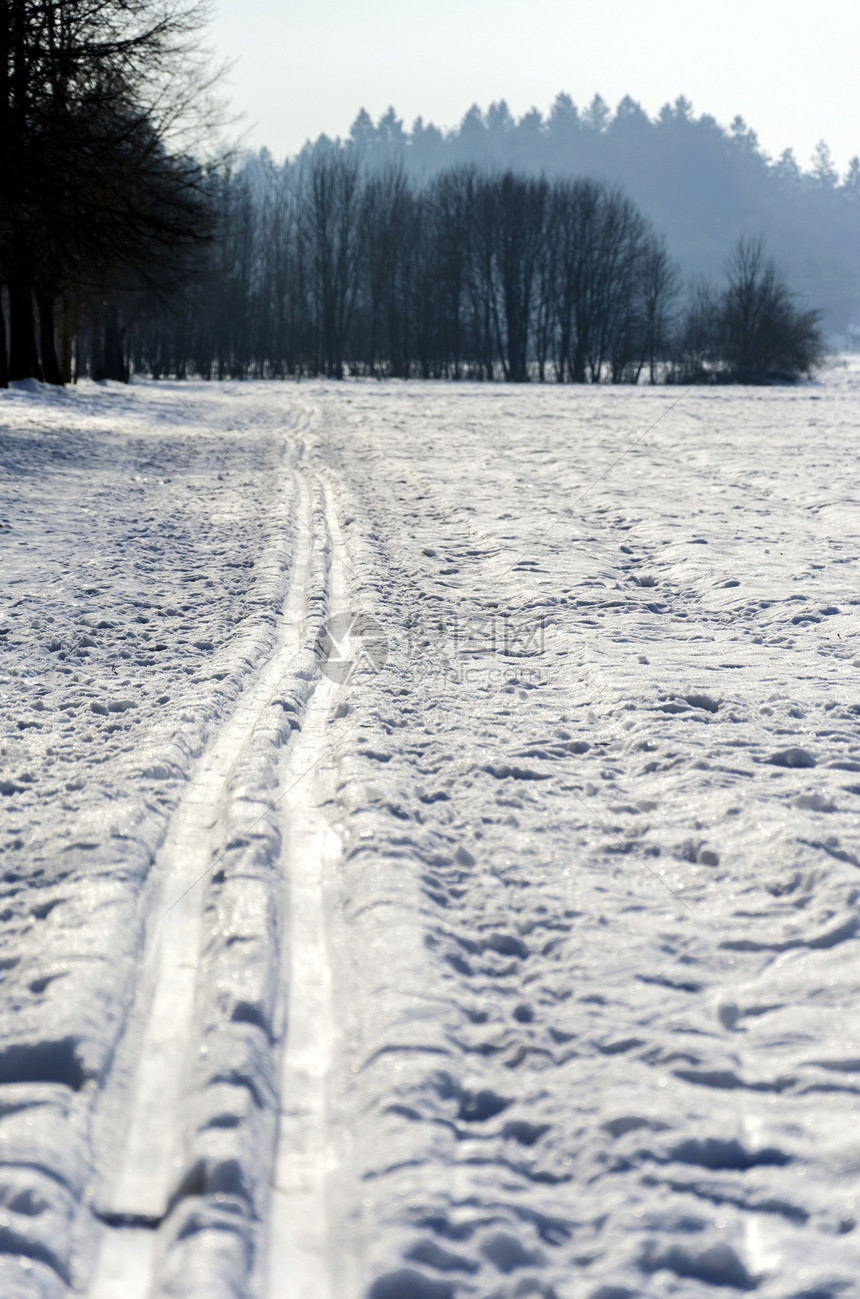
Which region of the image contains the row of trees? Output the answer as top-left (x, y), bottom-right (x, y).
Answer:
top-left (127, 156), bottom-right (821, 385)
top-left (0, 0), bottom-right (218, 387)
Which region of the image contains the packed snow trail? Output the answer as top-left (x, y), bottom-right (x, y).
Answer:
top-left (0, 384), bottom-right (338, 1297)
top-left (1, 365), bottom-right (860, 1298)
top-left (266, 479), bottom-right (350, 1299)
top-left (87, 460), bottom-right (331, 1297)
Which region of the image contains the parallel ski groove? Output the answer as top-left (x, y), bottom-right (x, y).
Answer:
top-left (266, 477), bottom-right (348, 1299)
top-left (86, 443), bottom-right (325, 1299)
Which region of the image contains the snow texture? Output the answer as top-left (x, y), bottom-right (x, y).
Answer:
top-left (1, 362), bottom-right (860, 1298)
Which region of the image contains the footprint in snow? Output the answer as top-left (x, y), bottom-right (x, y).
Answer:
top-left (765, 746), bottom-right (816, 768)
top-left (458, 1088), bottom-right (511, 1122)
top-left (793, 792), bottom-right (836, 812)
top-left (480, 1230), bottom-right (546, 1273)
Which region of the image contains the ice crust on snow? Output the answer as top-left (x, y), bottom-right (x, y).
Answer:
top-left (1, 363), bottom-right (860, 1296)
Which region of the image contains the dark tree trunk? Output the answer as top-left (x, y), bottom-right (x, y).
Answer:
top-left (572, 337), bottom-right (587, 384)
top-left (556, 323), bottom-right (570, 381)
top-left (105, 304), bottom-right (128, 381)
top-left (60, 296), bottom-right (74, 384)
top-left (0, 295), bottom-right (7, 389)
top-left (36, 290), bottom-right (64, 384)
top-left (8, 280), bottom-right (42, 381)
top-left (94, 304), bottom-right (129, 381)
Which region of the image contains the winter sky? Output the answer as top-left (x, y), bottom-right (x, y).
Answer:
top-left (211, 0), bottom-right (859, 173)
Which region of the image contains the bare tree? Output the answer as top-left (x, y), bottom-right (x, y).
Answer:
top-left (491, 172), bottom-right (548, 382)
top-left (0, 0), bottom-right (220, 383)
top-left (720, 235), bottom-right (822, 380)
top-left (302, 152), bottom-right (362, 378)
top-left (638, 236), bottom-right (680, 383)
top-left (359, 165), bottom-right (417, 377)
top-left (674, 277), bottom-right (721, 379)
top-left (427, 168), bottom-right (472, 378)
top-left (465, 171), bottom-right (497, 379)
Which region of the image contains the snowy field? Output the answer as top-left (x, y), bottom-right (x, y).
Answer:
top-left (2, 362), bottom-right (860, 1299)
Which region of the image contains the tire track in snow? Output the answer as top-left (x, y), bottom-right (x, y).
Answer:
top-left (86, 434), bottom-right (334, 1299)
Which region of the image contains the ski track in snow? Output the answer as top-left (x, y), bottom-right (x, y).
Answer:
top-left (1, 363), bottom-right (860, 1298)
top-left (267, 478), bottom-right (348, 1299)
top-left (87, 450), bottom-right (327, 1297)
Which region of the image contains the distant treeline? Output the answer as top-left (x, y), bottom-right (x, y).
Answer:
top-left (304, 96), bottom-right (860, 336)
top-left (3, 83), bottom-right (844, 386)
top-left (129, 157), bottom-right (822, 385)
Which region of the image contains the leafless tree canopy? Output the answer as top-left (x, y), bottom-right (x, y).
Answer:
top-left (128, 160), bottom-right (690, 385)
top-left (127, 158), bottom-right (819, 386)
top-left (0, 0), bottom-right (220, 385)
top-left (675, 236), bottom-right (823, 382)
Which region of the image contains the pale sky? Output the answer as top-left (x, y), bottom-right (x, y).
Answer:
top-left (211, 0), bottom-right (860, 173)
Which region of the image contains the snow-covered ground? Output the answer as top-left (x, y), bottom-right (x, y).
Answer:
top-left (1, 362), bottom-right (860, 1299)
